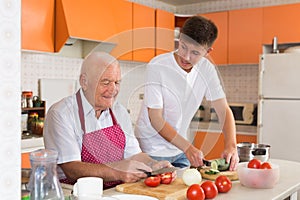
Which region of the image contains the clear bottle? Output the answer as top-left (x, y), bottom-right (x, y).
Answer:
top-left (28, 149), bottom-right (64, 200)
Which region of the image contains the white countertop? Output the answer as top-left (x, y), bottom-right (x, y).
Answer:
top-left (21, 137), bottom-right (44, 153)
top-left (63, 159), bottom-right (300, 200)
top-left (189, 121), bottom-right (257, 135)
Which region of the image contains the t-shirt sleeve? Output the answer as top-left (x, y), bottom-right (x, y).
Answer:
top-left (204, 66), bottom-right (226, 101)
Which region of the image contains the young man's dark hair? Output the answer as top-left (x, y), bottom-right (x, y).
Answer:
top-left (181, 16), bottom-right (218, 47)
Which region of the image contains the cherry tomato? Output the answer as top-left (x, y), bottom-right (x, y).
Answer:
top-left (215, 175), bottom-right (232, 193)
top-left (260, 162), bottom-right (272, 169)
top-left (186, 184), bottom-right (205, 200)
top-left (201, 180), bottom-right (218, 199)
top-left (144, 176), bottom-right (161, 187)
top-left (159, 172), bottom-right (173, 184)
top-left (247, 159), bottom-right (261, 169)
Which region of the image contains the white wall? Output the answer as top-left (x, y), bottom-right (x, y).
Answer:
top-left (0, 0), bottom-right (21, 199)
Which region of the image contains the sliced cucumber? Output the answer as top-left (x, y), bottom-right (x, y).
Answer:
top-left (210, 161), bottom-right (219, 170)
top-left (204, 169), bottom-right (220, 175)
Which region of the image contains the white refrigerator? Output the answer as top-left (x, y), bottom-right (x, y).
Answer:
top-left (258, 53), bottom-right (300, 162)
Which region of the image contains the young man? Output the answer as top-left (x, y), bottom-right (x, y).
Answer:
top-left (135, 16), bottom-right (239, 170)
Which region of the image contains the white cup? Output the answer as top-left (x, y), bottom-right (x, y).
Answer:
top-left (73, 177), bottom-right (103, 200)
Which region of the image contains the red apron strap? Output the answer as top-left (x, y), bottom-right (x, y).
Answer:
top-left (109, 108), bottom-right (118, 125)
top-left (76, 90), bottom-right (86, 133)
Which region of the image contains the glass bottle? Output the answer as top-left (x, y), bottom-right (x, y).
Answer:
top-left (28, 149), bottom-right (64, 200)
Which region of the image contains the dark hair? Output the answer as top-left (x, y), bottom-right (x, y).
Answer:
top-left (181, 16), bottom-right (218, 47)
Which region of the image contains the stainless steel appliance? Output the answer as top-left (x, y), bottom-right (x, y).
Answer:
top-left (258, 53), bottom-right (300, 162)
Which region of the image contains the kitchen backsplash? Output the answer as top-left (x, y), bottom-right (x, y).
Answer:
top-left (21, 52), bottom-right (258, 122)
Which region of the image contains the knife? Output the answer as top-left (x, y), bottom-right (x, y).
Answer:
top-left (203, 159), bottom-right (212, 166)
top-left (137, 167), bottom-right (179, 177)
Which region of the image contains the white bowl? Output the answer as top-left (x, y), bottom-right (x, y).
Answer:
top-left (237, 162), bottom-right (280, 189)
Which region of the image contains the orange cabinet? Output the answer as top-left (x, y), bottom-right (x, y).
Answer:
top-left (133, 3), bottom-right (155, 62)
top-left (155, 9), bottom-right (175, 56)
top-left (194, 131), bottom-right (257, 160)
top-left (200, 12), bottom-right (228, 65)
top-left (228, 8), bottom-right (263, 64)
top-left (55, 0), bottom-right (118, 52)
top-left (109, 0), bottom-right (133, 61)
top-left (263, 3), bottom-right (300, 44)
top-left (21, 0), bottom-right (55, 52)
top-left (22, 153), bottom-right (31, 168)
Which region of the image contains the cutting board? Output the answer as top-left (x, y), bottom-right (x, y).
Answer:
top-left (116, 178), bottom-right (188, 200)
top-left (199, 167), bottom-right (239, 181)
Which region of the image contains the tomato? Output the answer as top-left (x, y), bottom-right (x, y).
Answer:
top-left (144, 176), bottom-right (161, 187)
top-left (247, 159), bottom-right (261, 169)
top-left (215, 175), bottom-right (232, 193)
top-left (186, 184), bottom-right (205, 200)
top-left (159, 172), bottom-right (173, 184)
top-left (260, 162), bottom-right (272, 169)
top-left (201, 180), bottom-right (218, 199)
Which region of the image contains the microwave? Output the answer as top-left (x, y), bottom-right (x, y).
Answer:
top-left (229, 103), bottom-right (257, 125)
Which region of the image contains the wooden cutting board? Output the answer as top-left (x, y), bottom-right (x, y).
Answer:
top-left (116, 178), bottom-right (188, 200)
top-left (198, 167), bottom-right (239, 181)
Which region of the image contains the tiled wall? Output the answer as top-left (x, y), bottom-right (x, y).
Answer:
top-left (22, 53), bottom-right (82, 95)
top-left (0, 0), bottom-right (21, 199)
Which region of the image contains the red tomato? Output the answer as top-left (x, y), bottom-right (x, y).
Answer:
top-left (260, 162), bottom-right (272, 169)
top-left (215, 175), bottom-right (232, 193)
top-left (247, 159), bottom-right (261, 169)
top-left (186, 184), bottom-right (205, 200)
top-left (201, 180), bottom-right (218, 199)
top-left (144, 176), bottom-right (161, 187)
top-left (159, 172), bottom-right (173, 184)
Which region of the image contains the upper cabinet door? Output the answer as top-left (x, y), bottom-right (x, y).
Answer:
top-left (263, 3), bottom-right (300, 44)
top-left (21, 0), bottom-right (55, 52)
top-left (228, 8), bottom-right (263, 64)
top-left (200, 12), bottom-right (228, 65)
top-left (155, 9), bottom-right (175, 56)
top-left (109, 0), bottom-right (133, 61)
top-left (133, 3), bottom-right (155, 62)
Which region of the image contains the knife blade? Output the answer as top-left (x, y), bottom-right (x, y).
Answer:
top-left (137, 167), bottom-right (179, 177)
top-left (203, 159), bottom-right (211, 166)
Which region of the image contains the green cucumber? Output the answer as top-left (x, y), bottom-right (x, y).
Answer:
top-left (211, 158), bottom-right (230, 171)
top-left (204, 169), bottom-right (220, 175)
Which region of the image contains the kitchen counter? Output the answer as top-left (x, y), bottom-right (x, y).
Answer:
top-left (21, 136), bottom-right (44, 153)
top-left (189, 121), bottom-right (257, 135)
top-left (62, 159), bottom-right (300, 200)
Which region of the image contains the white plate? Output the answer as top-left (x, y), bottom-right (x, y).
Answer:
top-left (111, 194), bottom-right (158, 200)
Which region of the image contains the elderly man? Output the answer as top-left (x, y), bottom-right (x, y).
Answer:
top-left (43, 52), bottom-right (173, 188)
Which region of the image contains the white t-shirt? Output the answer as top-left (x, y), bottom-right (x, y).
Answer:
top-left (135, 52), bottom-right (225, 157)
top-left (43, 89), bottom-right (141, 179)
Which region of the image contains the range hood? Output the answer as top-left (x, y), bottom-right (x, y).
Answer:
top-left (55, 0), bottom-right (117, 58)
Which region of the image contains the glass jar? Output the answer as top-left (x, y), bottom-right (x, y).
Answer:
top-left (28, 112), bottom-right (39, 135)
top-left (28, 149), bottom-right (64, 200)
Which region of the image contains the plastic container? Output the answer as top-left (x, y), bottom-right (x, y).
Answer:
top-left (237, 162), bottom-right (280, 189)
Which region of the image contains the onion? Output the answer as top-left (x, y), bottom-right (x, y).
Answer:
top-left (182, 168), bottom-right (202, 186)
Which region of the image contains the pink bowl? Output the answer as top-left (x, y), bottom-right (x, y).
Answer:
top-left (237, 162), bottom-right (280, 189)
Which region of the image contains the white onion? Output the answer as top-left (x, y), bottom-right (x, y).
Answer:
top-left (182, 168), bottom-right (202, 186)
